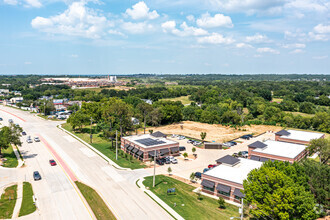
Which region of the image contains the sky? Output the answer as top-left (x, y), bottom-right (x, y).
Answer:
top-left (0, 0), bottom-right (330, 75)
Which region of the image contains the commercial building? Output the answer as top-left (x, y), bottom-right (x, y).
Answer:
top-left (201, 155), bottom-right (262, 203)
top-left (121, 132), bottom-right (179, 162)
top-left (248, 140), bottom-right (307, 163)
top-left (275, 129), bottom-right (324, 145)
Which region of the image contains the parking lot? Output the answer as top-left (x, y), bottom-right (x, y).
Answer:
top-left (146, 131), bottom-right (276, 180)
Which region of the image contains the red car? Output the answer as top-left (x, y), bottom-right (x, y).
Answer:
top-left (49, 159), bottom-right (57, 166)
top-left (208, 164), bottom-right (217, 169)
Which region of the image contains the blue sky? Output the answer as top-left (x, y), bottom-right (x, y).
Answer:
top-left (0, 0), bottom-right (330, 74)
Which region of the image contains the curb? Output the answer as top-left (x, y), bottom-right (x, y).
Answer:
top-left (57, 125), bottom-right (131, 171)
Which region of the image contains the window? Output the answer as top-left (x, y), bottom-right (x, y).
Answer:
top-left (234, 195), bottom-right (241, 200)
top-left (218, 190), bottom-right (230, 197)
top-left (203, 186), bottom-right (214, 192)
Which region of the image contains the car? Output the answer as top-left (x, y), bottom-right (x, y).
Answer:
top-left (240, 135), bottom-right (250, 140)
top-left (193, 141), bottom-right (201, 146)
top-left (246, 134), bottom-right (253, 138)
top-left (195, 172), bottom-right (202, 179)
top-left (8, 119), bottom-right (13, 123)
top-left (240, 151), bottom-right (248, 158)
top-left (0, 117), bottom-right (3, 121)
top-left (229, 141), bottom-right (237, 145)
top-left (33, 171), bottom-right (42, 181)
top-left (34, 137), bottom-right (40, 142)
top-left (156, 158), bottom-right (164, 165)
top-left (178, 135), bottom-right (185, 140)
top-left (208, 164), bottom-right (217, 169)
top-left (179, 146), bottom-right (186, 151)
top-left (187, 140), bottom-right (193, 144)
top-left (171, 158), bottom-right (178, 164)
top-left (223, 142), bottom-right (234, 147)
top-left (22, 131), bottom-right (27, 135)
top-left (232, 153), bottom-right (239, 158)
top-left (26, 136), bottom-right (33, 143)
top-left (49, 159), bottom-right (57, 166)
top-left (165, 157), bottom-right (171, 164)
top-left (203, 168), bottom-right (210, 173)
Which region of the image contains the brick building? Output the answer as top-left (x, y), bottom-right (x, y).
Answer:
top-left (121, 132), bottom-right (179, 162)
top-left (201, 155), bottom-right (262, 203)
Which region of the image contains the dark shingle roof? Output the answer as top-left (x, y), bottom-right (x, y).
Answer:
top-left (275, 129), bottom-right (291, 136)
top-left (151, 131), bottom-right (167, 138)
top-left (216, 155), bottom-right (240, 165)
top-left (248, 141), bottom-right (267, 149)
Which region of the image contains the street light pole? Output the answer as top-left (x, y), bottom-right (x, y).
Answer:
top-left (90, 117), bottom-right (93, 143)
top-left (240, 198), bottom-right (244, 220)
top-left (115, 130), bottom-right (118, 160)
top-left (153, 149), bottom-right (156, 187)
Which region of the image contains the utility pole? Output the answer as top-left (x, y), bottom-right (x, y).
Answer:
top-left (115, 130), bottom-right (118, 160)
top-left (44, 100), bottom-right (46, 116)
top-left (153, 149), bottom-right (156, 187)
top-left (90, 117), bottom-right (93, 143)
top-left (240, 198), bottom-right (244, 220)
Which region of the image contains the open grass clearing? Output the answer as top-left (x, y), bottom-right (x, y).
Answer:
top-left (284, 111), bottom-right (315, 117)
top-left (0, 184), bottom-right (18, 219)
top-left (75, 181), bottom-right (116, 220)
top-left (1, 145), bottom-right (18, 168)
top-left (62, 123), bottom-right (145, 169)
top-left (160, 95), bottom-right (192, 105)
top-left (19, 182), bottom-right (36, 217)
top-left (143, 175), bottom-right (241, 220)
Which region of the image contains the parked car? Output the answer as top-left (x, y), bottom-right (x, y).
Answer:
top-left (240, 151), bottom-right (248, 158)
top-left (49, 159), bottom-right (57, 166)
top-left (195, 172), bottom-right (202, 179)
top-left (27, 136), bottom-right (33, 143)
top-left (8, 119), bottom-right (13, 123)
top-left (240, 135), bottom-right (250, 140)
top-left (165, 157), bottom-right (171, 164)
top-left (208, 164), bottom-right (217, 169)
top-left (171, 134), bottom-right (177, 138)
top-left (0, 117), bottom-right (3, 121)
top-left (169, 156), bottom-right (178, 164)
top-left (187, 139), bottom-right (193, 144)
top-left (229, 141), bottom-right (237, 145)
top-left (193, 141), bottom-right (201, 146)
top-left (34, 137), bottom-right (40, 142)
top-left (178, 135), bottom-right (185, 140)
top-left (22, 131), bottom-right (27, 136)
top-left (203, 168), bottom-right (210, 173)
top-left (33, 171), bottom-right (42, 181)
top-left (223, 142), bottom-right (234, 147)
top-left (179, 146), bottom-right (186, 151)
top-left (156, 158), bottom-right (164, 165)
top-left (246, 134), bottom-right (253, 138)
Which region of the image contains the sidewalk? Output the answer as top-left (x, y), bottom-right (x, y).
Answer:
top-left (137, 177), bottom-right (184, 220)
top-left (12, 181), bottom-right (23, 218)
top-left (13, 145), bottom-right (24, 168)
top-left (57, 124), bottom-right (130, 171)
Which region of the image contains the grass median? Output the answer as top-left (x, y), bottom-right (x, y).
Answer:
top-left (19, 182), bottom-right (36, 217)
top-left (1, 145), bottom-right (18, 168)
top-left (62, 123), bottom-right (145, 169)
top-left (75, 181), bottom-right (116, 220)
top-left (0, 184), bottom-right (18, 219)
top-left (143, 175), bottom-right (240, 220)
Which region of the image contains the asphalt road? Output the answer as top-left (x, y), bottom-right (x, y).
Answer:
top-left (0, 105), bottom-right (172, 220)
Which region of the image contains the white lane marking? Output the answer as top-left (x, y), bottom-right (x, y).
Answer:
top-left (63, 135), bottom-right (77, 143)
top-left (79, 148), bottom-right (97, 158)
top-left (101, 166), bottom-right (125, 182)
top-left (40, 133), bottom-right (91, 184)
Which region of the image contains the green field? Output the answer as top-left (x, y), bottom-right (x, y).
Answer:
top-left (161, 95), bottom-right (192, 105)
top-left (62, 124), bottom-right (145, 169)
top-left (272, 98), bottom-right (283, 103)
top-left (0, 184), bottom-right (18, 219)
top-left (19, 182), bottom-right (36, 217)
top-left (1, 145), bottom-right (18, 168)
top-left (75, 181), bottom-right (116, 220)
top-left (284, 111), bottom-right (315, 117)
top-left (143, 175), bottom-right (241, 220)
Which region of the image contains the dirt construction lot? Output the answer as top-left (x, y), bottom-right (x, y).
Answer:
top-left (143, 121), bottom-right (282, 143)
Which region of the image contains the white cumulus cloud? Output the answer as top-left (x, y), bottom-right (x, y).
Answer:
top-left (257, 47), bottom-right (280, 54)
top-left (197, 33), bottom-right (234, 44)
top-left (236, 43), bottom-right (253, 48)
top-left (121, 22), bottom-right (153, 34)
top-left (313, 23), bottom-right (330, 34)
top-left (125, 1), bottom-right (159, 20)
top-left (161, 21), bottom-right (208, 37)
top-left (25, 0), bottom-right (41, 8)
top-left (3, 0), bottom-right (18, 5)
top-left (31, 2), bottom-right (108, 39)
top-left (196, 13), bottom-right (233, 28)
top-left (246, 33), bottom-right (271, 43)
top-left (282, 43), bottom-right (306, 48)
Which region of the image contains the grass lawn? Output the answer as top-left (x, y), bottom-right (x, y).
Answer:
top-left (143, 175), bottom-right (241, 220)
top-left (19, 182), bottom-right (36, 217)
top-left (161, 96), bottom-right (192, 105)
top-left (0, 184), bottom-right (18, 219)
top-left (272, 98), bottom-right (283, 103)
top-left (62, 123), bottom-right (145, 169)
top-left (75, 181), bottom-right (116, 220)
top-left (1, 145), bottom-right (18, 168)
top-left (284, 111), bottom-right (315, 117)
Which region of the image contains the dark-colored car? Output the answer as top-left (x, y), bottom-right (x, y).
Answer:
top-left (179, 146), bottom-right (186, 151)
top-left (165, 157), bottom-right (171, 164)
top-left (240, 135), bottom-right (250, 140)
top-left (22, 131), bottom-right (27, 136)
top-left (195, 172), bottom-right (202, 179)
top-left (229, 141), bottom-right (237, 145)
top-left (203, 168), bottom-right (210, 173)
top-left (33, 171), bottom-right (42, 181)
top-left (0, 117), bottom-right (3, 121)
top-left (49, 159), bottom-right (57, 166)
top-left (246, 134), bottom-right (253, 138)
top-left (156, 158), bottom-right (164, 165)
top-left (34, 137), bottom-right (40, 142)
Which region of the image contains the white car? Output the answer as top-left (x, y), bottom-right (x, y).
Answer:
top-left (169, 156), bottom-right (178, 164)
top-left (27, 136), bottom-right (33, 143)
top-left (34, 137), bottom-right (40, 142)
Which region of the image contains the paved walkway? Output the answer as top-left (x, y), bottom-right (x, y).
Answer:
top-left (137, 177), bottom-right (184, 220)
top-left (13, 145), bottom-right (24, 168)
top-left (12, 181), bottom-right (23, 218)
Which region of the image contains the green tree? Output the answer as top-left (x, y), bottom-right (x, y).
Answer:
top-left (200, 132), bottom-right (206, 142)
top-left (167, 166), bottom-right (172, 176)
top-left (0, 125), bottom-right (22, 155)
top-left (190, 172), bottom-right (196, 182)
top-left (67, 110), bottom-right (89, 131)
top-left (137, 102), bottom-right (153, 134)
top-left (307, 138), bottom-right (330, 164)
top-left (218, 197), bottom-right (225, 209)
top-left (149, 108), bottom-right (162, 126)
top-left (183, 152), bottom-right (188, 160)
top-left (192, 147), bottom-right (196, 154)
top-left (243, 166), bottom-right (317, 220)
top-left (108, 99), bottom-right (132, 137)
